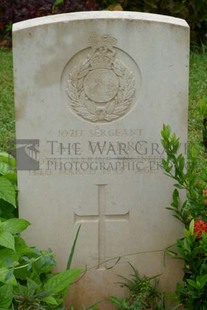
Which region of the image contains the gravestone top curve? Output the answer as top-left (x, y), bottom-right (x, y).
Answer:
top-left (13, 11), bottom-right (189, 32)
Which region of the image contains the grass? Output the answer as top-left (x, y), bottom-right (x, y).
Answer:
top-left (188, 52), bottom-right (207, 173)
top-left (0, 47), bottom-right (207, 161)
top-left (0, 48), bottom-right (15, 151)
top-left (189, 52), bottom-right (207, 145)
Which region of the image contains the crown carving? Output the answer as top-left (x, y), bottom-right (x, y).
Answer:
top-left (89, 34), bottom-right (117, 69)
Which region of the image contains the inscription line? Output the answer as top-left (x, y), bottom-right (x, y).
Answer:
top-left (46, 157), bottom-right (163, 160)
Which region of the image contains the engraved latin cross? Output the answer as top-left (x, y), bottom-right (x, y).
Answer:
top-left (74, 184), bottom-right (129, 269)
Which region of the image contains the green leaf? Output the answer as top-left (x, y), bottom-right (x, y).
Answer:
top-left (15, 236), bottom-right (34, 256)
top-left (5, 269), bottom-right (14, 282)
top-left (0, 176), bottom-right (16, 207)
top-left (0, 284), bottom-right (13, 308)
top-left (4, 172), bottom-right (17, 185)
top-left (2, 218), bottom-right (30, 235)
top-left (54, 0), bottom-right (64, 5)
top-left (162, 159), bottom-right (172, 173)
top-left (199, 274), bottom-right (207, 288)
top-left (0, 159), bottom-right (16, 184)
top-left (198, 96), bottom-right (207, 117)
top-left (0, 268), bottom-right (17, 286)
top-left (0, 162), bottom-right (12, 176)
top-left (165, 248), bottom-right (178, 257)
top-left (67, 225), bottom-right (81, 270)
top-left (172, 188), bottom-right (179, 206)
top-left (189, 219), bottom-right (195, 235)
top-left (0, 231), bottom-right (15, 250)
top-left (0, 152), bottom-right (16, 168)
top-left (0, 201), bottom-right (16, 219)
top-left (187, 279), bottom-right (198, 289)
top-left (44, 269), bottom-right (81, 295)
top-left (161, 124), bottom-right (171, 139)
top-left (26, 278), bottom-right (40, 295)
top-left (0, 248), bottom-right (19, 268)
top-left (30, 270), bottom-right (41, 285)
top-left (32, 249), bottom-right (56, 274)
top-left (173, 183), bottom-right (184, 189)
top-left (184, 228), bottom-right (190, 238)
top-left (43, 295), bottom-right (59, 306)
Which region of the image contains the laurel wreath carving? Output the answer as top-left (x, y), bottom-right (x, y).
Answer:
top-left (67, 57), bottom-right (135, 122)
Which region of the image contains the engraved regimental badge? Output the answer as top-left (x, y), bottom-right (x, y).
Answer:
top-left (66, 34), bottom-right (136, 123)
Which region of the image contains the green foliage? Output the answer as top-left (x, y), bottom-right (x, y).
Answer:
top-left (0, 218), bottom-right (29, 250)
top-left (54, 0), bottom-right (64, 5)
top-left (198, 96), bottom-right (207, 119)
top-left (0, 177), bottom-right (16, 209)
top-left (0, 284), bottom-right (13, 308)
top-left (162, 125), bottom-right (207, 309)
top-left (0, 152), bottom-right (17, 219)
top-left (0, 49), bottom-right (15, 150)
top-left (0, 228), bottom-right (82, 309)
top-left (0, 210), bottom-right (81, 309)
top-left (161, 124), bottom-right (207, 225)
top-left (44, 269), bottom-right (80, 295)
top-left (0, 153), bottom-right (82, 309)
top-left (189, 52), bottom-right (207, 158)
top-left (52, 0), bottom-right (65, 13)
top-left (171, 222), bottom-right (207, 309)
top-left (12, 268), bottom-right (81, 310)
top-left (197, 96), bottom-right (207, 150)
top-left (110, 264), bottom-right (168, 309)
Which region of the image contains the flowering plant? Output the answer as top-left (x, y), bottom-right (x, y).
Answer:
top-left (174, 218), bottom-right (207, 309)
top-left (194, 219), bottom-right (207, 238)
top-left (161, 125), bottom-right (207, 309)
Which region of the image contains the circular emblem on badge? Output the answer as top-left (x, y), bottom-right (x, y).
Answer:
top-left (84, 69), bottom-right (119, 103)
top-left (64, 34), bottom-right (140, 123)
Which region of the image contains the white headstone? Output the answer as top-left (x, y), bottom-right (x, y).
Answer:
top-left (13, 11), bottom-right (189, 309)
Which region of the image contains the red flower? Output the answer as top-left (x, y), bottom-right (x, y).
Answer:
top-left (194, 220), bottom-right (207, 238)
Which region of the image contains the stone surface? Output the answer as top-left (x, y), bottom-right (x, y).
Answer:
top-left (13, 11), bottom-right (189, 309)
